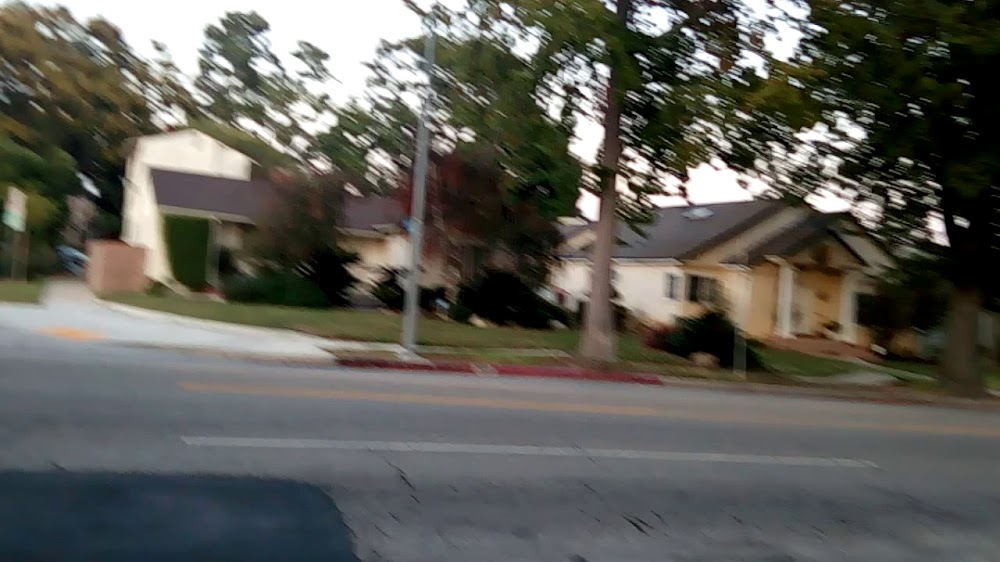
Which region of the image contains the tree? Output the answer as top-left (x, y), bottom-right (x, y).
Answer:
top-left (320, 8), bottom-right (583, 212)
top-left (466, 0), bottom-right (770, 362)
top-left (188, 119), bottom-right (296, 172)
top-left (314, 98), bottom-right (419, 193)
top-left (195, 12), bottom-right (333, 160)
top-left (255, 170), bottom-right (350, 267)
top-left (0, 137), bottom-right (81, 242)
top-left (0, 3), bottom-right (160, 212)
top-left (251, 170), bottom-right (359, 306)
top-left (739, 0), bottom-right (1000, 395)
top-left (857, 245), bottom-right (950, 352)
top-left (397, 145), bottom-right (564, 286)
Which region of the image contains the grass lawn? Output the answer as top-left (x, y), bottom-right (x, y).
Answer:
top-left (883, 359), bottom-right (1000, 390)
top-left (108, 294), bottom-right (686, 365)
top-left (115, 294), bottom-right (990, 387)
top-left (755, 348), bottom-right (866, 378)
top-left (0, 281), bottom-right (42, 303)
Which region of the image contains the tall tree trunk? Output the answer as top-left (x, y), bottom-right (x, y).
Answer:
top-left (992, 311), bottom-right (1000, 366)
top-left (938, 187), bottom-right (988, 397)
top-left (940, 285), bottom-right (987, 397)
top-left (580, 0), bottom-right (631, 364)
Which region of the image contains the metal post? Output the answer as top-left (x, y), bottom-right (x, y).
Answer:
top-left (400, 15), bottom-right (436, 359)
top-left (733, 251), bottom-right (749, 379)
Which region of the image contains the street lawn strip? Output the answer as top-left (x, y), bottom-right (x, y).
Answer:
top-left (754, 347), bottom-right (869, 378)
top-left (883, 359), bottom-right (1000, 390)
top-left (113, 294), bottom-right (984, 388)
top-left (107, 294), bottom-right (686, 364)
top-left (0, 280), bottom-right (43, 303)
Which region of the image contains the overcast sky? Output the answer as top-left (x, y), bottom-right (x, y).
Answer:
top-left (40, 0), bottom-right (840, 216)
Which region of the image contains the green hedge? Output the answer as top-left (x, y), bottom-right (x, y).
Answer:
top-left (163, 215), bottom-right (209, 290)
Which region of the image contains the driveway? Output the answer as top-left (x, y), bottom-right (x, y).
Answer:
top-left (0, 280), bottom-right (335, 361)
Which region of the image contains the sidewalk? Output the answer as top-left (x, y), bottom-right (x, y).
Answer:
top-left (10, 280), bottom-right (998, 408)
top-left (0, 280), bottom-right (338, 362)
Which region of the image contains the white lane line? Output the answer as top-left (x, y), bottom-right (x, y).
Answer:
top-left (180, 437), bottom-right (878, 468)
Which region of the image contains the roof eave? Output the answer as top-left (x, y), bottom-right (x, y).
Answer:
top-left (158, 205), bottom-right (255, 224)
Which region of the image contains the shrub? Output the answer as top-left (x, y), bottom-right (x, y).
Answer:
top-left (420, 286), bottom-right (448, 312)
top-left (371, 268), bottom-right (447, 312)
top-left (456, 269), bottom-right (570, 329)
top-left (217, 247), bottom-right (240, 278)
top-left (88, 212), bottom-right (121, 240)
top-left (26, 243), bottom-right (58, 280)
top-left (642, 324), bottom-right (676, 352)
top-left (298, 247), bottom-right (359, 307)
top-left (163, 215), bottom-right (209, 290)
top-left (448, 301), bottom-right (474, 323)
top-left (372, 268), bottom-right (405, 310)
top-left (223, 270), bottom-right (329, 308)
top-left (644, 310), bottom-right (767, 370)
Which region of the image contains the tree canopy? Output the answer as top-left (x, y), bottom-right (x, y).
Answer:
top-left (736, 0), bottom-right (1000, 395)
top-left (0, 3), bottom-right (159, 211)
top-left (449, 0), bottom-right (772, 360)
top-left (194, 11), bottom-right (333, 160)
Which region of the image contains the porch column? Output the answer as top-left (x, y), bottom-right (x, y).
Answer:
top-left (839, 270), bottom-right (859, 344)
top-left (776, 261), bottom-right (795, 338)
top-left (668, 267), bottom-right (685, 325)
top-left (739, 268), bottom-right (754, 332)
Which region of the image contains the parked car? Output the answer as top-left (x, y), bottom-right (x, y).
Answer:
top-left (56, 245), bottom-right (88, 277)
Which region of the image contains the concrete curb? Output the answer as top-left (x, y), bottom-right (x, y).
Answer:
top-left (110, 342), bottom-right (337, 365)
top-left (335, 358), bottom-right (1000, 411)
top-left (646, 377), bottom-right (1000, 411)
top-left (101, 301), bottom-right (328, 341)
top-left (335, 358), bottom-right (665, 386)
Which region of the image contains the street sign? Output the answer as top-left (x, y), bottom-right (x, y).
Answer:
top-left (3, 186), bottom-right (26, 232)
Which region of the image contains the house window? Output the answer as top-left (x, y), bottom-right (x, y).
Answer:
top-left (687, 275), bottom-right (718, 304)
top-left (665, 273), bottom-right (681, 299)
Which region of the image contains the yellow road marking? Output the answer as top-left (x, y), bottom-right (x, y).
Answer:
top-left (39, 327), bottom-right (103, 341)
top-left (180, 381), bottom-right (665, 417)
top-left (179, 381), bottom-right (1000, 438)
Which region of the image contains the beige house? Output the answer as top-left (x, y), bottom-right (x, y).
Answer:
top-left (550, 200), bottom-right (893, 345)
top-left (119, 129), bottom-right (441, 290)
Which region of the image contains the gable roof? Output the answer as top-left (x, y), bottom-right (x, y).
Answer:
top-left (726, 211), bottom-right (868, 266)
top-left (561, 199), bottom-right (785, 260)
top-left (149, 168), bottom-right (401, 232)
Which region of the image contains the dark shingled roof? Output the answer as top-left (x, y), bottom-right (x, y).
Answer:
top-left (561, 199), bottom-right (785, 260)
top-left (340, 195), bottom-right (404, 231)
top-left (151, 169), bottom-right (274, 220)
top-left (150, 168), bottom-right (401, 231)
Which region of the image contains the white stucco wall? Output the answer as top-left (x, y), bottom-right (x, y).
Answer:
top-left (340, 234), bottom-right (400, 288)
top-left (120, 129), bottom-right (255, 284)
top-left (339, 232), bottom-right (451, 290)
top-left (549, 259), bottom-right (687, 325)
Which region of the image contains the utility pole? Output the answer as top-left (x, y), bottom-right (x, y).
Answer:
top-left (400, 9), bottom-right (436, 359)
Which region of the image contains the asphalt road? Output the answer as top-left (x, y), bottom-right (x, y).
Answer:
top-left (2, 328), bottom-right (1000, 561)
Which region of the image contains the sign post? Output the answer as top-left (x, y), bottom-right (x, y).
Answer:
top-left (3, 186), bottom-right (27, 280)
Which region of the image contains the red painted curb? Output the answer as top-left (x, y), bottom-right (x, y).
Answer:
top-left (335, 358), bottom-right (663, 385)
top-left (492, 364), bottom-right (662, 385)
